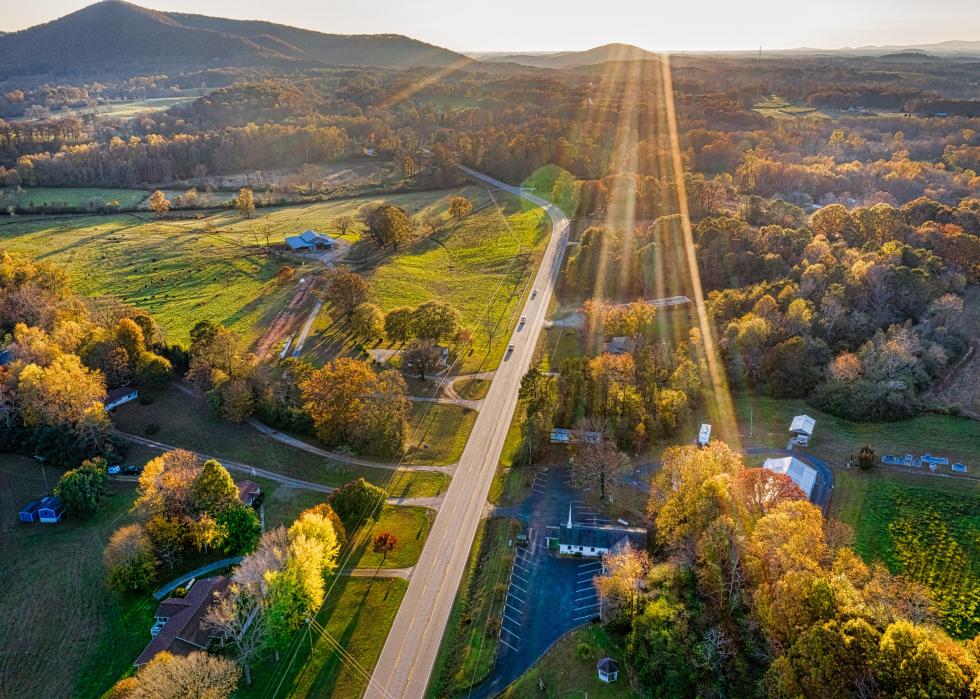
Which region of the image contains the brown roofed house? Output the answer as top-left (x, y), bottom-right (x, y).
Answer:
top-left (237, 480), bottom-right (261, 507)
top-left (134, 576), bottom-right (230, 667)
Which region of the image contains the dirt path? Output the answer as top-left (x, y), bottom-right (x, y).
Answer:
top-left (254, 276), bottom-right (320, 358)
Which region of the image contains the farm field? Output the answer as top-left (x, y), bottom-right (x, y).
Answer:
top-left (10, 93), bottom-right (206, 122)
top-left (499, 625), bottom-right (634, 698)
top-left (831, 468), bottom-right (980, 638)
top-left (240, 576), bottom-right (407, 699)
top-left (112, 383), bottom-right (449, 497)
top-left (752, 95), bottom-right (828, 120)
top-left (0, 186), bottom-right (150, 209)
top-left (0, 455), bottom-right (152, 698)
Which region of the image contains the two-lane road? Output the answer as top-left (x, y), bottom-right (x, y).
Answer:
top-left (366, 168), bottom-right (569, 698)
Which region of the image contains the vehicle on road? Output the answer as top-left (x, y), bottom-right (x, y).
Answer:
top-left (519, 315), bottom-right (527, 327)
top-left (531, 288), bottom-right (538, 299)
top-left (121, 465), bottom-right (143, 475)
top-left (107, 465), bottom-right (122, 475)
top-left (507, 343), bottom-right (515, 356)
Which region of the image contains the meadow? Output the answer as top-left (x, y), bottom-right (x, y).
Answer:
top-left (0, 186), bottom-right (150, 209)
top-left (405, 402), bottom-right (478, 466)
top-left (0, 455), bottom-right (152, 698)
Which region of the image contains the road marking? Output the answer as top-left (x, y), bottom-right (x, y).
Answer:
top-left (506, 602), bottom-right (523, 615)
top-left (574, 613), bottom-right (598, 621)
top-left (499, 638), bottom-right (519, 652)
top-left (510, 582), bottom-right (527, 593)
top-left (577, 569), bottom-right (600, 576)
top-left (576, 596), bottom-right (598, 603)
top-left (512, 573), bottom-right (529, 584)
top-left (501, 627), bottom-right (520, 640)
top-left (503, 614), bottom-right (522, 626)
top-left (578, 561), bottom-right (599, 568)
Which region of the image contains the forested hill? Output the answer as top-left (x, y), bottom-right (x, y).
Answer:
top-left (0, 0), bottom-right (470, 81)
top-left (475, 43), bottom-right (659, 69)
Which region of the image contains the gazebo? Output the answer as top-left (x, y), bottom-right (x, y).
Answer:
top-left (597, 657), bottom-right (620, 683)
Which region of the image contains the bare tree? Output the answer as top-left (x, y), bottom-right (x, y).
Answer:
top-left (204, 583), bottom-right (267, 686)
top-left (571, 418), bottom-right (629, 500)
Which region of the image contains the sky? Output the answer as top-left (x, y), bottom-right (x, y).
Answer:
top-left (7, 0), bottom-right (980, 52)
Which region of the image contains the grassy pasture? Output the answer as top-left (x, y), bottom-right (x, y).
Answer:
top-left (112, 383), bottom-right (449, 497)
top-left (0, 186), bottom-right (149, 208)
top-left (0, 455), bottom-right (151, 698)
top-left (406, 402), bottom-right (478, 466)
top-left (345, 504), bottom-right (434, 569)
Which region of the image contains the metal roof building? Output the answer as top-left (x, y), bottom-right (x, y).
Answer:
top-left (763, 456), bottom-right (818, 499)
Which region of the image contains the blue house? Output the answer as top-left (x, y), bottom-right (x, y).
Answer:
top-left (285, 230), bottom-right (337, 252)
top-left (19, 500), bottom-right (42, 523)
top-left (37, 496), bottom-right (64, 523)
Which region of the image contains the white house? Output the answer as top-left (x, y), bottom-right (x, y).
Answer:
top-left (105, 386), bottom-right (138, 411)
top-left (789, 414), bottom-right (816, 446)
top-left (763, 456), bottom-right (817, 499)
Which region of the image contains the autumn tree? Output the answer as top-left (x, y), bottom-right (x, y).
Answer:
top-left (122, 651), bottom-right (240, 699)
top-left (104, 523), bottom-right (158, 593)
top-left (411, 301), bottom-right (461, 342)
top-left (595, 542), bottom-right (650, 621)
top-left (858, 445), bottom-right (875, 471)
top-left (402, 341), bottom-right (442, 380)
top-left (301, 359), bottom-right (409, 457)
top-left (234, 187), bottom-right (255, 218)
top-left (324, 266), bottom-right (369, 322)
top-left (350, 303), bottom-right (384, 340)
top-left (448, 195), bottom-right (473, 220)
top-left (384, 306), bottom-right (415, 344)
top-left (365, 204), bottom-right (412, 249)
top-left (190, 459), bottom-right (239, 515)
top-left (335, 215), bottom-right (355, 235)
top-left (328, 478), bottom-right (387, 531)
top-left (148, 190), bottom-right (169, 217)
top-left (372, 531), bottom-right (398, 567)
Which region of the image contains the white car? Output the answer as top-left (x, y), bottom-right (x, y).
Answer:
top-left (507, 343), bottom-right (515, 355)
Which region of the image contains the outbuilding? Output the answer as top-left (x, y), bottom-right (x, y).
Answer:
top-left (236, 480), bottom-right (262, 507)
top-left (763, 456), bottom-right (817, 499)
top-left (105, 386), bottom-right (138, 411)
top-left (789, 415), bottom-right (816, 446)
top-left (556, 505), bottom-right (646, 557)
top-left (19, 500), bottom-right (42, 523)
top-left (285, 230), bottom-right (337, 252)
top-left (597, 657), bottom-right (620, 683)
top-left (698, 423), bottom-right (712, 447)
top-left (37, 496), bottom-right (64, 523)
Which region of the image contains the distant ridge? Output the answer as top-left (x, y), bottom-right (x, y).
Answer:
top-left (0, 0), bottom-right (470, 80)
top-left (472, 43), bottom-right (659, 69)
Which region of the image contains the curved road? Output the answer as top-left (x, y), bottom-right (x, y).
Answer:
top-left (366, 169), bottom-right (570, 698)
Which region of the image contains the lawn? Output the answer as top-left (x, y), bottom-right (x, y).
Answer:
top-left (831, 468), bottom-right (980, 638)
top-left (112, 383), bottom-right (448, 497)
top-left (406, 402), bottom-right (478, 466)
top-left (345, 505), bottom-right (434, 569)
top-left (0, 186), bottom-right (150, 209)
top-left (521, 164), bottom-right (580, 216)
top-left (361, 188), bottom-right (550, 373)
top-left (239, 576), bottom-right (407, 699)
top-left (0, 454), bottom-right (153, 698)
top-left (429, 517), bottom-right (520, 698)
top-left (454, 377), bottom-right (491, 400)
top-left (499, 625), bottom-right (634, 698)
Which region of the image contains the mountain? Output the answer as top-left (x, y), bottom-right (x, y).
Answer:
top-left (0, 1), bottom-right (470, 81)
top-left (470, 43), bottom-right (659, 69)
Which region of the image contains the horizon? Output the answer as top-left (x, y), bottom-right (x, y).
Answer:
top-left (5, 0), bottom-right (980, 53)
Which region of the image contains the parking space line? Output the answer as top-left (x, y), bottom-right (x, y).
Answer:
top-left (499, 637), bottom-right (519, 652)
top-left (576, 593), bottom-right (597, 600)
top-left (510, 582), bottom-right (527, 593)
top-left (574, 612), bottom-right (598, 621)
top-left (512, 574), bottom-right (529, 585)
top-left (501, 627), bottom-right (520, 641)
top-left (503, 614), bottom-right (522, 626)
top-left (506, 602), bottom-right (523, 615)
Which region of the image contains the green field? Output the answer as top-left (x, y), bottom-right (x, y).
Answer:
top-left (355, 189), bottom-right (550, 372)
top-left (112, 383), bottom-right (449, 497)
top-left (429, 517), bottom-right (519, 697)
top-left (346, 505), bottom-right (434, 569)
top-left (0, 187), bottom-right (149, 209)
top-left (241, 576), bottom-right (407, 699)
top-left (0, 455), bottom-right (152, 698)
top-left (500, 625), bottom-right (634, 698)
top-left (752, 95), bottom-right (827, 120)
top-left (406, 403), bottom-right (478, 466)
top-left (831, 468), bottom-right (980, 638)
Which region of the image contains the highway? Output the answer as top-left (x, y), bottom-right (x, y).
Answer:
top-left (366, 168), bottom-right (570, 698)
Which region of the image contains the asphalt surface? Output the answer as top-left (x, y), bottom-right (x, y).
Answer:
top-left (366, 169), bottom-right (571, 699)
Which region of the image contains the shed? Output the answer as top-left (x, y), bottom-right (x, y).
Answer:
top-left (19, 500), bottom-right (41, 523)
top-left (698, 423), bottom-right (711, 447)
top-left (105, 386), bottom-right (138, 411)
top-left (37, 496), bottom-right (64, 523)
top-left (763, 456), bottom-right (817, 499)
top-left (285, 230), bottom-right (336, 251)
top-left (0, 349), bottom-right (11, 366)
top-left (789, 415), bottom-right (816, 446)
top-left (597, 657), bottom-right (620, 683)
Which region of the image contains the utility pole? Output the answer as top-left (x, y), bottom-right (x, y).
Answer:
top-left (749, 406), bottom-right (753, 438)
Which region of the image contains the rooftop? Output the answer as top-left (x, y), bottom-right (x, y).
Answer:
top-left (763, 456), bottom-right (817, 498)
top-left (134, 576), bottom-right (230, 666)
